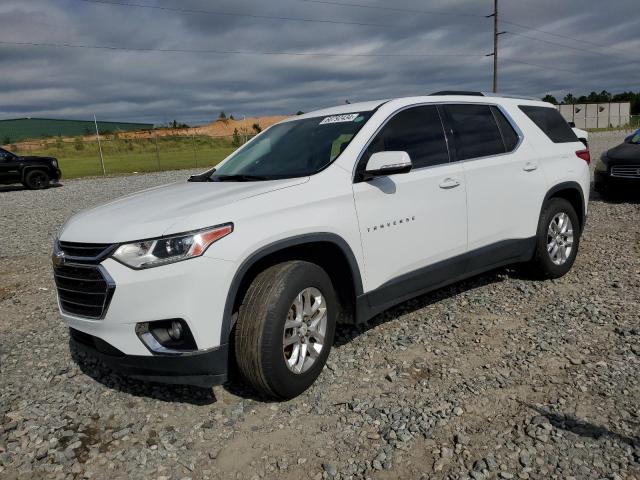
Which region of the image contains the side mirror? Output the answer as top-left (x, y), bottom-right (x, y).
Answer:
top-left (363, 151), bottom-right (412, 179)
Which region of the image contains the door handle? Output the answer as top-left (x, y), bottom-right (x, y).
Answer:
top-left (523, 162), bottom-right (538, 172)
top-left (439, 177), bottom-right (461, 189)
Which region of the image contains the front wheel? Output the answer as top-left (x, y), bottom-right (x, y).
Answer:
top-left (23, 169), bottom-right (50, 189)
top-left (529, 198), bottom-right (580, 278)
top-left (234, 261), bottom-right (337, 399)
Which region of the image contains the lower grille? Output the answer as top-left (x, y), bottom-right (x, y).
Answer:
top-left (54, 264), bottom-right (115, 319)
top-left (69, 328), bottom-right (124, 356)
top-left (611, 165), bottom-right (640, 179)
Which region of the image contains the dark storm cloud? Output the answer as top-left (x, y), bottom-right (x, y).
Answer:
top-left (0, 0), bottom-right (637, 124)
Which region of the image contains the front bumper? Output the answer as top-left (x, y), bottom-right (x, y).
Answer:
top-left (59, 256), bottom-right (235, 355)
top-left (56, 251), bottom-right (237, 387)
top-left (594, 170), bottom-right (640, 191)
top-left (70, 328), bottom-right (229, 387)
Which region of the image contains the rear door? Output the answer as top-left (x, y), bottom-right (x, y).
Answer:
top-left (441, 103), bottom-right (546, 268)
top-left (352, 104), bottom-right (468, 303)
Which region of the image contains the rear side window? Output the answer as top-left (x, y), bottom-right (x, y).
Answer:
top-left (362, 105), bottom-right (449, 169)
top-left (491, 106), bottom-right (519, 151)
top-left (443, 104), bottom-right (505, 160)
top-left (518, 105), bottom-right (578, 143)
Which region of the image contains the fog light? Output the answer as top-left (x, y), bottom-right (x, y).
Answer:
top-left (168, 320), bottom-right (183, 340)
top-left (136, 319), bottom-right (197, 354)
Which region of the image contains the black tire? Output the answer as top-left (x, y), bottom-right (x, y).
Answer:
top-left (23, 169), bottom-right (50, 189)
top-left (529, 198), bottom-right (580, 278)
top-left (593, 178), bottom-right (607, 194)
top-left (234, 261), bottom-right (337, 399)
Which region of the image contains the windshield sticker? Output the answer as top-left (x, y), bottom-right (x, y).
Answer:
top-left (319, 113), bottom-right (360, 125)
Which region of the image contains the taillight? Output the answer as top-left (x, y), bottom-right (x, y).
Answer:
top-left (575, 149), bottom-right (590, 164)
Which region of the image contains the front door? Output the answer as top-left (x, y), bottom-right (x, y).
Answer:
top-left (352, 105), bottom-right (468, 308)
top-left (0, 149), bottom-right (20, 184)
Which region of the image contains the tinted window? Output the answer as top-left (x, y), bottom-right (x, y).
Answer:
top-left (443, 104), bottom-right (505, 160)
top-left (519, 105), bottom-right (578, 143)
top-left (491, 106), bottom-right (519, 151)
top-left (211, 111), bottom-right (373, 180)
top-left (363, 105), bottom-right (448, 169)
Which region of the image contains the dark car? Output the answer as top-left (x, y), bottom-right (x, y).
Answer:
top-left (594, 129), bottom-right (640, 196)
top-left (0, 147), bottom-right (62, 189)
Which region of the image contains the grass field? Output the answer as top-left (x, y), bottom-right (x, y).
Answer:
top-left (11, 135), bottom-right (237, 179)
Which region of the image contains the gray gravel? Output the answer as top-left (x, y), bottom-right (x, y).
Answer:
top-left (1, 134), bottom-right (639, 479)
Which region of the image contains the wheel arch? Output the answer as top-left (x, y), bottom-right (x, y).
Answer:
top-left (220, 233), bottom-right (364, 344)
top-left (542, 181), bottom-right (586, 233)
top-left (21, 165), bottom-right (49, 182)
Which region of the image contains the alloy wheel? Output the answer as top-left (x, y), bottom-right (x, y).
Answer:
top-left (282, 287), bottom-right (327, 374)
top-left (547, 212), bottom-right (574, 265)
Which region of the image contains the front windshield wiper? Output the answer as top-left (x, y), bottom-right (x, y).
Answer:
top-left (188, 169), bottom-right (215, 182)
top-left (212, 174), bottom-right (272, 182)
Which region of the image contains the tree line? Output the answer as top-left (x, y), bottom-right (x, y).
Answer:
top-left (541, 90), bottom-right (640, 115)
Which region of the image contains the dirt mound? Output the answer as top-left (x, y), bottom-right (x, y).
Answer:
top-left (120, 115), bottom-right (290, 140)
top-left (197, 116), bottom-right (289, 137)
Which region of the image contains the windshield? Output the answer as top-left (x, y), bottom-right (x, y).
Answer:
top-left (210, 111), bottom-right (373, 181)
top-left (625, 129), bottom-right (640, 144)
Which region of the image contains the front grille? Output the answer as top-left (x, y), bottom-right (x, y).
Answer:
top-left (54, 264), bottom-right (115, 319)
top-left (58, 241), bottom-right (114, 260)
top-left (611, 165), bottom-right (640, 179)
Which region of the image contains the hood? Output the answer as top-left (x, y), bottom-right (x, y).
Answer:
top-left (60, 177), bottom-right (308, 243)
top-left (604, 142), bottom-right (640, 163)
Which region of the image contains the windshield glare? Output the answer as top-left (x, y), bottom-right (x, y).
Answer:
top-left (626, 129), bottom-right (640, 144)
top-left (211, 111), bottom-right (373, 180)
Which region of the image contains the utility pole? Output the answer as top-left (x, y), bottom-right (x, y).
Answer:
top-left (93, 114), bottom-right (106, 176)
top-left (486, 0), bottom-right (506, 93)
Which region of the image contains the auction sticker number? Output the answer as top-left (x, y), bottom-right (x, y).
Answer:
top-left (319, 113), bottom-right (360, 125)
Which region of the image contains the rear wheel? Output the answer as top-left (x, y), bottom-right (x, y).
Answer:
top-left (23, 169), bottom-right (50, 189)
top-left (529, 198), bottom-right (580, 278)
top-left (234, 261), bottom-right (337, 399)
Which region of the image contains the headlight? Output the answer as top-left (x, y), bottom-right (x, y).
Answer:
top-left (112, 223), bottom-right (233, 269)
top-left (51, 159), bottom-right (58, 168)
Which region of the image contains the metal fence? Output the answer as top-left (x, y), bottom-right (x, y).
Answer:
top-left (557, 102), bottom-right (632, 129)
top-left (5, 133), bottom-right (254, 178)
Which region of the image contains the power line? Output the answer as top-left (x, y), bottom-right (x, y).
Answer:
top-left (502, 58), bottom-right (580, 75)
top-left (0, 40), bottom-right (485, 58)
top-left (499, 18), bottom-right (636, 55)
top-left (294, 0), bottom-right (485, 18)
top-left (294, 0), bottom-right (634, 56)
top-left (505, 30), bottom-right (628, 58)
top-left (77, 0), bottom-right (394, 28)
top-left (0, 39), bottom-right (584, 76)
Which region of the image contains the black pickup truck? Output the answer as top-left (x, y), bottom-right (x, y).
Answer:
top-left (0, 147), bottom-right (62, 189)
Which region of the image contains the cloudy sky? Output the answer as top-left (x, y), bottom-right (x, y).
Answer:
top-left (0, 0), bottom-right (638, 125)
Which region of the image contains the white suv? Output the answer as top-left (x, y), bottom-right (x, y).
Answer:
top-left (53, 93), bottom-right (590, 399)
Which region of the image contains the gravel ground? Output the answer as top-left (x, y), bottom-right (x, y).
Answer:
top-left (0, 132), bottom-right (638, 480)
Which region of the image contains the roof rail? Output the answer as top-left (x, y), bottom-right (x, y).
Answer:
top-left (482, 92), bottom-right (540, 101)
top-left (429, 90), bottom-right (485, 96)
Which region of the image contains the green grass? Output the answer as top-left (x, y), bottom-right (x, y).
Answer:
top-left (12, 135), bottom-right (236, 179)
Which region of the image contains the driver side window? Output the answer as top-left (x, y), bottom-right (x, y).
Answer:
top-left (0, 149), bottom-right (13, 161)
top-left (362, 105), bottom-right (449, 170)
